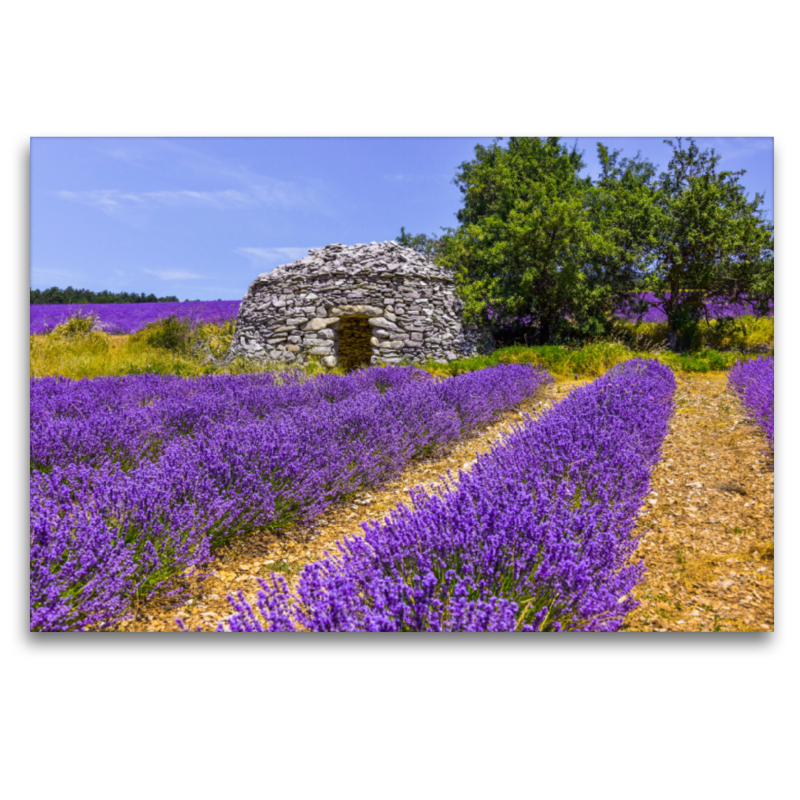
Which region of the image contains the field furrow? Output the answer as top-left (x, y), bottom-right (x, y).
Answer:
top-left (624, 373), bottom-right (774, 632)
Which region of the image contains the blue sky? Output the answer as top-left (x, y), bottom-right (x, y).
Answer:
top-left (31, 137), bottom-right (774, 301)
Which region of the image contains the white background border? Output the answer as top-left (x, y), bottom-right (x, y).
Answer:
top-left (5, 2), bottom-right (795, 798)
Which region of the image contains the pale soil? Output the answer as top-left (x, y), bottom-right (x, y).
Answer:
top-left (623, 372), bottom-right (774, 632)
top-left (113, 373), bottom-right (774, 633)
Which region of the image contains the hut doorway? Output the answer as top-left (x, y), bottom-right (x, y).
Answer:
top-left (337, 316), bottom-right (372, 371)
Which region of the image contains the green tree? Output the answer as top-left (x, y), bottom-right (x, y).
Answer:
top-left (396, 227), bottom-right (443, 259)
top-left (436, 137), bottom-right (624, 344)
top-left (30, 286), bottom-right (180, 304)
top-left (641, 138), bottom-right (774, 349)
top-left (586, 144), bottom-right (660, 311)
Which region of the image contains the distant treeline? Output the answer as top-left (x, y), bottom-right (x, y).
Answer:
top-left (31, 287), bottom-right (180, 305)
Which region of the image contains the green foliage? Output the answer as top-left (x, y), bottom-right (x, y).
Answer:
top-left (422, 342), bottom-right (757, 380)
top-left (658, 349), bottom-right (750, 373)
top-left (587, 145), bottom-right (660, 307)
top-left (615, 313), bottom-right (777, 354)
top-left (639, 138), bottom-right (774, 349)
top-left (401, 137), bottom-right (773, 353)
top-left (193, 319), bottom-right (236, 360)
top-left (130, 315), bottom-right (193, 354)
top-left (396, 227), bottom-right (443, 259)
top-left (51, 310), bottom-right (100, 338)
top-left (31, 286), bottom-right (179, 304)
top-left (436, 137), bottom-right (608, 344)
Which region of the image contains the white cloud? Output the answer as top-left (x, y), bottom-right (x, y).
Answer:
top-left (703, 137), bottom-right (773, 164)
top-left (142, 268), bottom-right (205, 281)
top-left (30, 266), bottom-right (85, 285)
top-left (54, 184), bottom-right (297, 215)
top-left (234, 246), bottom-right (311, 271)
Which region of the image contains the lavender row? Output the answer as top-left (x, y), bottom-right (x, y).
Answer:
top-left (31, 366), bottom-right (431, 474)
top-left (221, 359), bottom-right (676, 633)
top-left (30, 300), bottom-right (240, 335)
top-left (728, 357), bottom-right (774, 454)
top-left (30, 364), bottom-right (553, 631)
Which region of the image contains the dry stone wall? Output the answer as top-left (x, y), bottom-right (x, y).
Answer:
top-left (227, 241), bottom-right (493, 368)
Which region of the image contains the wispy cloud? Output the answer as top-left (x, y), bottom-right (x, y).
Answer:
top-left (55, 183), bottom-right (303, 215)
top-left (705, 137), bottom-right (772, 159)
top-left (383, 173), bottom-right (445, 184)
top-left (55, 140), bottom-right (334, 224)
top-left (383, 172), bottom-right (453, 189)
top-left (31, 266), bottom-right (86, 285)
top-left (234, 246), bottom-right (311, 272)
top-left (142, 267), bottom-right (205, 281)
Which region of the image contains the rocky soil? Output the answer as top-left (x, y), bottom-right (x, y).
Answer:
top-left (623, 372), bottom-right (774, 632)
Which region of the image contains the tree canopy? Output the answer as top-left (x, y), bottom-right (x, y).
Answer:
top-left (399, 136), bottom-right (773, 350)
top-left (438, 137), bottom-right (604, 344)
top-left (636, 138), bottom-right (774, 348)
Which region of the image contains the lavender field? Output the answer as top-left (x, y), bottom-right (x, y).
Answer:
top-left (616, 293), bottom-right (773, 323)
top-left (223, 359), bottom-right (676, 632)
top-left (30, 300), bottom-right (240, 335)
top-left (30, 364), bottom-right (552, 631)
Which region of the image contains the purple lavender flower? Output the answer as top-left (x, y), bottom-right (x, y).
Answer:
top-left (30, 364), bottom-right (553, 631)
top-left (30, 300), bottom-right (241, 335)
top-left (615, 292), bottom-right (773, 323)
top-left (728, 357), bottom-right (774, 455)
top-left (219, 359), bottom-right (676, 633)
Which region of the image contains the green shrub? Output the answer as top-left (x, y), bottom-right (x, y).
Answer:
top-left (51, 310), bottom-right (101, 338)
top-left (130, 315), bottom-right (194, 354)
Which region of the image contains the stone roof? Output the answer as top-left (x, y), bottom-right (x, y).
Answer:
top-left (254, 241), bottom-right (453, 283)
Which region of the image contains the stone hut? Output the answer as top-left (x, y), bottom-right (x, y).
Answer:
top-left (227, 241), bottom-right (492, 369)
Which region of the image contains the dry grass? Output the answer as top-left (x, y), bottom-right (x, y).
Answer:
top-left (29, 325), bottom-right (346, 380)
top-left (615, 315), bottom-right (774, 353)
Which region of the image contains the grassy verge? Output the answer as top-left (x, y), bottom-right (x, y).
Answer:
top-left (422, 342), bottom-right (762, 380)
top-left (30, 312), bottom-right (772, 381)
top-left (29, 315), bottom-right (345, 380)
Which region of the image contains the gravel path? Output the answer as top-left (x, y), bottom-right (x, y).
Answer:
top-left (623, 373), bottom-right (774, 632)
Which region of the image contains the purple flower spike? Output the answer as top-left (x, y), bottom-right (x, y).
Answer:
top-left (728, 357), bottom-right (774, 456)
top-left (219, 359), bottom-right (676, 633)
top-left (30, 364), bottom-right (553, 630)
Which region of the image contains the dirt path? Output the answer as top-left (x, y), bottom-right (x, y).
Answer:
top-left (116, 378), bottom-right (582, 632)
top-left (623, 372), bottom-right (774, 632)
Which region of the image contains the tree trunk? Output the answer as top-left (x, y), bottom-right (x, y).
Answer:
top-left (536, 318), bottom-right (552, 345)
top-left (667, 326), bottom-right (678, 351)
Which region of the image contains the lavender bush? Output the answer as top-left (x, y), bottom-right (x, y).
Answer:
top-left (30, 300), bottom-right (241, 335)
top-left (728, 356), bottom-right (774, 454)
top-left (31, 367), bottom-right (431, 474)
top-left (221, 359), bottom-right (676, 633)
top-left (30, 364), bottom-right (552, 631)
